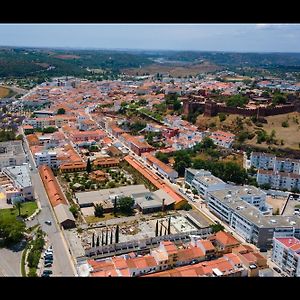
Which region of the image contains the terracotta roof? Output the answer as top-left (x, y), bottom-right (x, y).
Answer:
top-left (214, 231), bottom-right (240, 247)
top-left (38, 165), bottom-right (68, 207)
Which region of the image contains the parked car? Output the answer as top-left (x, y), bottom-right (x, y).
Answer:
top-left (273, 267), bottom-right (281, 273)
top-left (41, 272), bottom-right (50, 277)
top-left (44, 262), bottom-right (52, 268)
top-left (43, 269), bottom-right (53, 275)
top-left (45, 220), bottom-right (52, 225)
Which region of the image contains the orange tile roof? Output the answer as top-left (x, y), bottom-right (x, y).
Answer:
top-left (197, 240), bottom-right (215, 252)
top-left (124, 155), bottom-right (185, 206)
top-left (214, 231), bottom-right (240, 247)
top-left (38, 165), bottom-right (68, 207)
top-left (143, 153), bottom-right (174, 174)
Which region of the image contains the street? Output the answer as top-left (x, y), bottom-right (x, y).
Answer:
top-left (22, 129), bottom-right (76, 276)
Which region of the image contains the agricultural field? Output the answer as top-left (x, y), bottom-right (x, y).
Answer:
top-left (0, 86), bottom-right (11, 98)
top-left (122, 61), bottom-right (221, 77)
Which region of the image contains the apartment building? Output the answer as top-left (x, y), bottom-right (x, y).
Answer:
top-left (250, 152), bottom-right (276, 170)
top-left (272, 236), bottom-right (300, 277)
top-left (184, 168), bottom-right (228, 198)
top-left (35, 151), bottom-right (59, 169)
top-left (142, 152), bottom-right (178, 182)
top-left (257, 169), bottom-right (300, 191)
top-left (250, 152), bottom-right (300, 174)
top-left (207, 188), bottom-right (300, 249)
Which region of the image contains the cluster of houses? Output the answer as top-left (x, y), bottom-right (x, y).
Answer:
top-left (80, 230), bottom-right (269, 277)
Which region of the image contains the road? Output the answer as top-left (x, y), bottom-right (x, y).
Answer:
top-left (21, 128), bottom-right (76, 276)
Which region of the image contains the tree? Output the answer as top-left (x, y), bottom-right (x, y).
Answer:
top-left (69, 205), bottom-right (79, 218)
top-left (94, 204), bottom-right (104, 217)
top-left (218, 113), bottom-right (226, 122)
top-left (201, 137), bottom-right (216, 149)
top-left (155, 151), bottom-right (169, 164)
top-left (86, 158), bottom-right (92, 174)
top-left (210, 223), bottom-right (225, 233)
top-left (260, 183), bottom-right (271, 190)
top-left (101, 230), bottom-right (104, 246)
top-left (180, 202), bottom-right (192, 211)
top-left (92, 233), bottom-right (95, 248)
top-left (105, 228), bottom-right (108, 245)
top-left (159, 223), bottom-right (163, 236)
top-left (110, 230), bottom-right (113, 244)
top-left (0, 217), bottom-right (26, 245)
top-left (226, 94), bottom-right (249, 108)
top-left (113, 196), bottom-right (117, 216)
top-left (115, 225), bottom-right (119, 244)
top-left (174, 150), bottom-right (192, 177)
top-left (14, 201), bottom-right (22, 216)
top-left (155, 220), bottom-right (159, 237)
top-left (57, 108), bottom-right (66, 115)
top-left (118, 197), bottom-right (134, 215)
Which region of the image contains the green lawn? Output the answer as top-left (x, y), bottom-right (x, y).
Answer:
top-left (0, 201), bottom-right (38, 221)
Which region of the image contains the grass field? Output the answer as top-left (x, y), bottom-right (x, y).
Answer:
top-left (0, 202), bottom-right (38, 221)
top-left (122, 61), bottom-right (221, 77)
top-left (0, 86), bottom-right (11, 98)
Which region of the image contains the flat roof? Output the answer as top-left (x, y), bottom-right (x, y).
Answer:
top-left (209, 187), bottom-right (300, 229)
top-left (2, 165), bottom-right (32, 188)
top-left (0, 140), bottom-right (26, 158)
top-left (75, 185), bottom-right (149, 206)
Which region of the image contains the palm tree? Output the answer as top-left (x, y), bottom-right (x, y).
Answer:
top-left (15, 201), bottom-right (22, 216)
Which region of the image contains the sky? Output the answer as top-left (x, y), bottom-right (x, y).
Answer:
top-left (0, 24), bottom-right (300, 52)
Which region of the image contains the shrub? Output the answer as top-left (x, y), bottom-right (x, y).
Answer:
top-left (282, 121), bottom-right (289, 128)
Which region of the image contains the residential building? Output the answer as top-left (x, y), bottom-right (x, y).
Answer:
top-left (0, 141), bottom-right (27, 169)
top-left (184, 168), bottom-right (227, 198)
top-left (210, 130), bottom-right (235, 148)
top-left (257, 169), bottom-right (300, 191)
top-left (35, 151), bottom-right (59, 169)
top-left (0, 165), bottom-right (34, 204)
top-left (207, 188), bottom-right (300, 249)
top-left (59, 161), bottom-right (87, 173)
top-left (272, 236), bottom-right (300, 277)
top-left (142, 152), bottom-right (178, 182)
top-left (250, 152), bottom-right (276, 170)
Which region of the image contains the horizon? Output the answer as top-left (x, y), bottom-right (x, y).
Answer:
top-left (0, 24), bottom-right (300, 53)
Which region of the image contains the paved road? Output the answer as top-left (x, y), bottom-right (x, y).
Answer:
top-left (0, 246), bottom-right (23, 276)
top-left (22, 130), bottom-right (76, 276)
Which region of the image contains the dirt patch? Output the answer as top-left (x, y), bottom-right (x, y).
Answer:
top-left (0, 86), bottom-right (11, 98)
top-left (266, 196), bottom-right (286, 214)
top-left (54, 55), bottom-right (80, 60)
top-left (122, 61), bottom-right (221, 77)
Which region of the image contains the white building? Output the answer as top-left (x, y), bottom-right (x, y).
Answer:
top-left (250, 152), bottom-right (300, 174)
top-left (206, 187), bottom-right (300, 249)
top-left (272, 236), bottom-right (300, 277)
top-left (1, 164), bottom-right (34, 204)
top-left (0, 141), bottom-right (27, 169)
top-left (184, 168), bottom-right (227, 198)
top-left (34, 151), bottom-right (59, 169)
top-left (257, 169), bottom-right (300, 191)
top-left (250, 152), bottom-right (276, 170)
top-left (210, 131), bottom-right (235, 148)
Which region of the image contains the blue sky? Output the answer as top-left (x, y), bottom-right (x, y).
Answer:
top-left (0, 24), bottom-right (300, 52)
